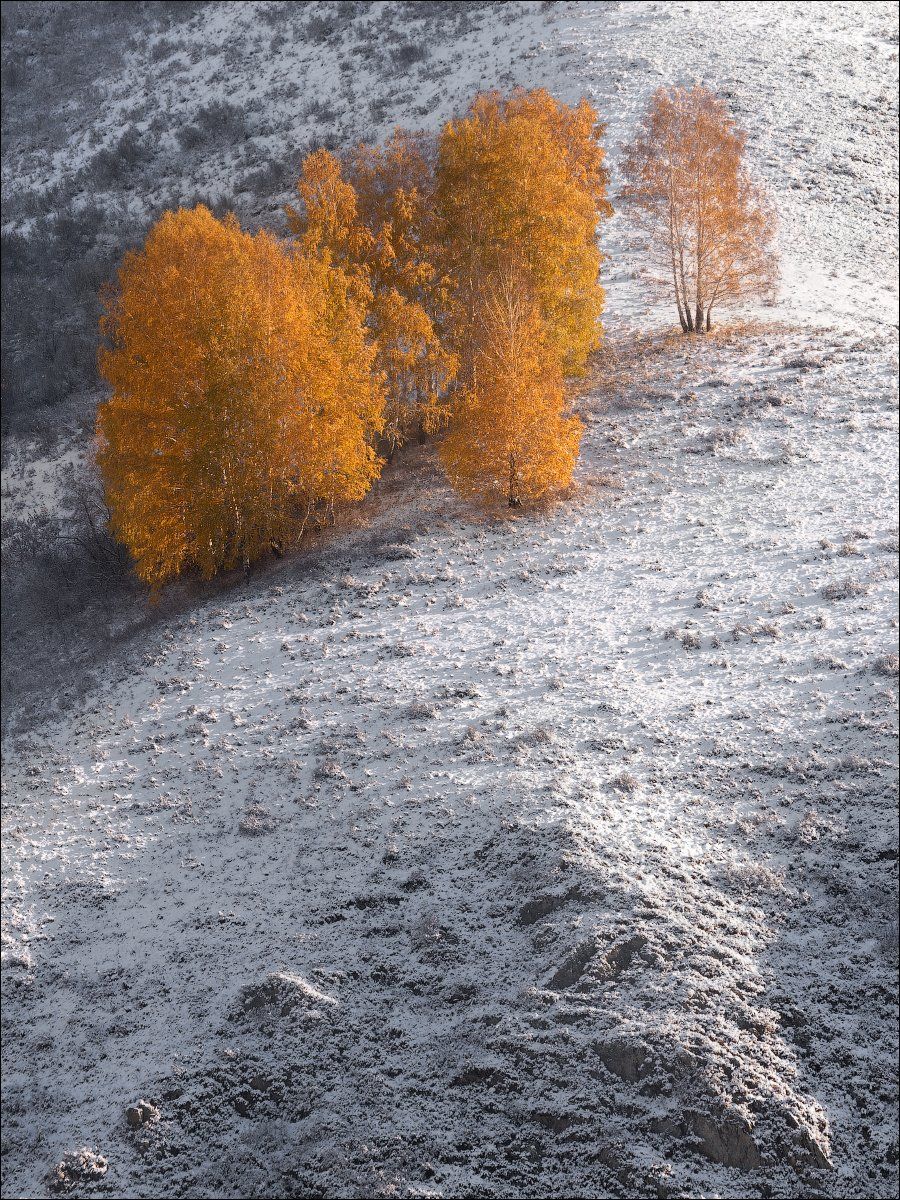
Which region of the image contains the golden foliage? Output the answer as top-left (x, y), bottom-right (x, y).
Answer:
top-left (370, 288), bottom-right (456, 457)
top-left (288, 139), bottom-right (456, 456)
top-left (285, 147), bottom-right (370, 271)
top-left (439, 271), bottom-right (582, 507)
top-left (436, 88), bottom-right (611, 376)
top-left (286, 92), bottom-right (609, 493)
top-left (97, 205), bottom-right (383, 591)
top-left (345, 132), bottom-right (457, 452)
top-left (97, 90), bottom-right (617, 590)
top-left (621, 85), bottom-right (778, 333)
top-left (434, 89), bottom-right (606, 507)
top-left (343, 130), bottom-right (440, 303)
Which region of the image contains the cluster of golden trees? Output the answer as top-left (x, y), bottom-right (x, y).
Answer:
top-left (97, 85), bottom-right (777, 590)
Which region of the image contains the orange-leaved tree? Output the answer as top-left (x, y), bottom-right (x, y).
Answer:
top-left (343, 130), bottom-right (440, 305)
top-left (345, 131), bottom-right (457, 455)
top-left (288, 143), bottom-right (455, 459)
top-left (97, 204), bottom-right (383, 591)
top-left (439, 269), bottom-right (582, 508)
top-left (436, 88), bottom-right (611, 378)
top-left (621, 84), bottom-right (778, 333)
top-left (286, 147), bottom-right (371, 269)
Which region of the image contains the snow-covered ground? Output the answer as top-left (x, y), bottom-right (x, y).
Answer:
top-left (2, 3), bottom-right (898, 1198)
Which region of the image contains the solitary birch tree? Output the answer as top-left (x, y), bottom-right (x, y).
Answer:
top-left (621, 85), bottom-right (778, 333)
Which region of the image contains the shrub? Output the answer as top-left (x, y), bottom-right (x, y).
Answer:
top-left (821, 578), bottom-right (869, 601)
top-left (393, 42), bottom-right (429, 68)
top-left (304, 13), bottom-right (336, 43)
top-left (149, 36), bottom-right (179, 62)
top-left (195, 99), bottom-right (249, 139)
top-left (176, 123), bottom-right (205, 151)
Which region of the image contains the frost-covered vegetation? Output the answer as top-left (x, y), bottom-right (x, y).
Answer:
top-left (1, 3), bottom-right (898, 1199)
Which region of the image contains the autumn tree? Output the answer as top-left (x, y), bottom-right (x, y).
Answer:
top-left (435, 88), bottom-right (612, 377)
top-left (286, 147), bottom-right (370, 269)
top-left (344, 131), bottom-right (456, 455)
top-left (439, 269), bottom-right (582, 508)
top-left (97, 205), bottom-right (383, 592)
top-left (287, 142), bottom-right (455, 459)
top-left (343, 130), bottom-right (440, 306)
top-left (285, 91), bottom-right (608, 508)
top-left (621, 84), bottom-right (778, 333)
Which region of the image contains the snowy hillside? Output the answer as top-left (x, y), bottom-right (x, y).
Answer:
top-left (2, 3), bottom-right (898, 1199)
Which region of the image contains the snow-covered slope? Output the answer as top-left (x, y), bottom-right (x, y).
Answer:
top-left (2, 3), bottom-right (898, 1198)
top-left (3, 0), bottom-right (896, 327)
top-left (4, 326), bottom-right (897, 1198)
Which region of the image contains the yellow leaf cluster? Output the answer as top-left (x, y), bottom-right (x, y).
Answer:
top-left (621, 85), bottom-right (778, 333)
top-left (288, 138), bottom-right (456, 458)
top-left (439, 271), bottom-right (582, 507)
top-left (434, 89), bottom-right (610, 504)
top-left (97, 205), bottom-right (383, 591)
top-left (436, 88), bottom-right (611, 377)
